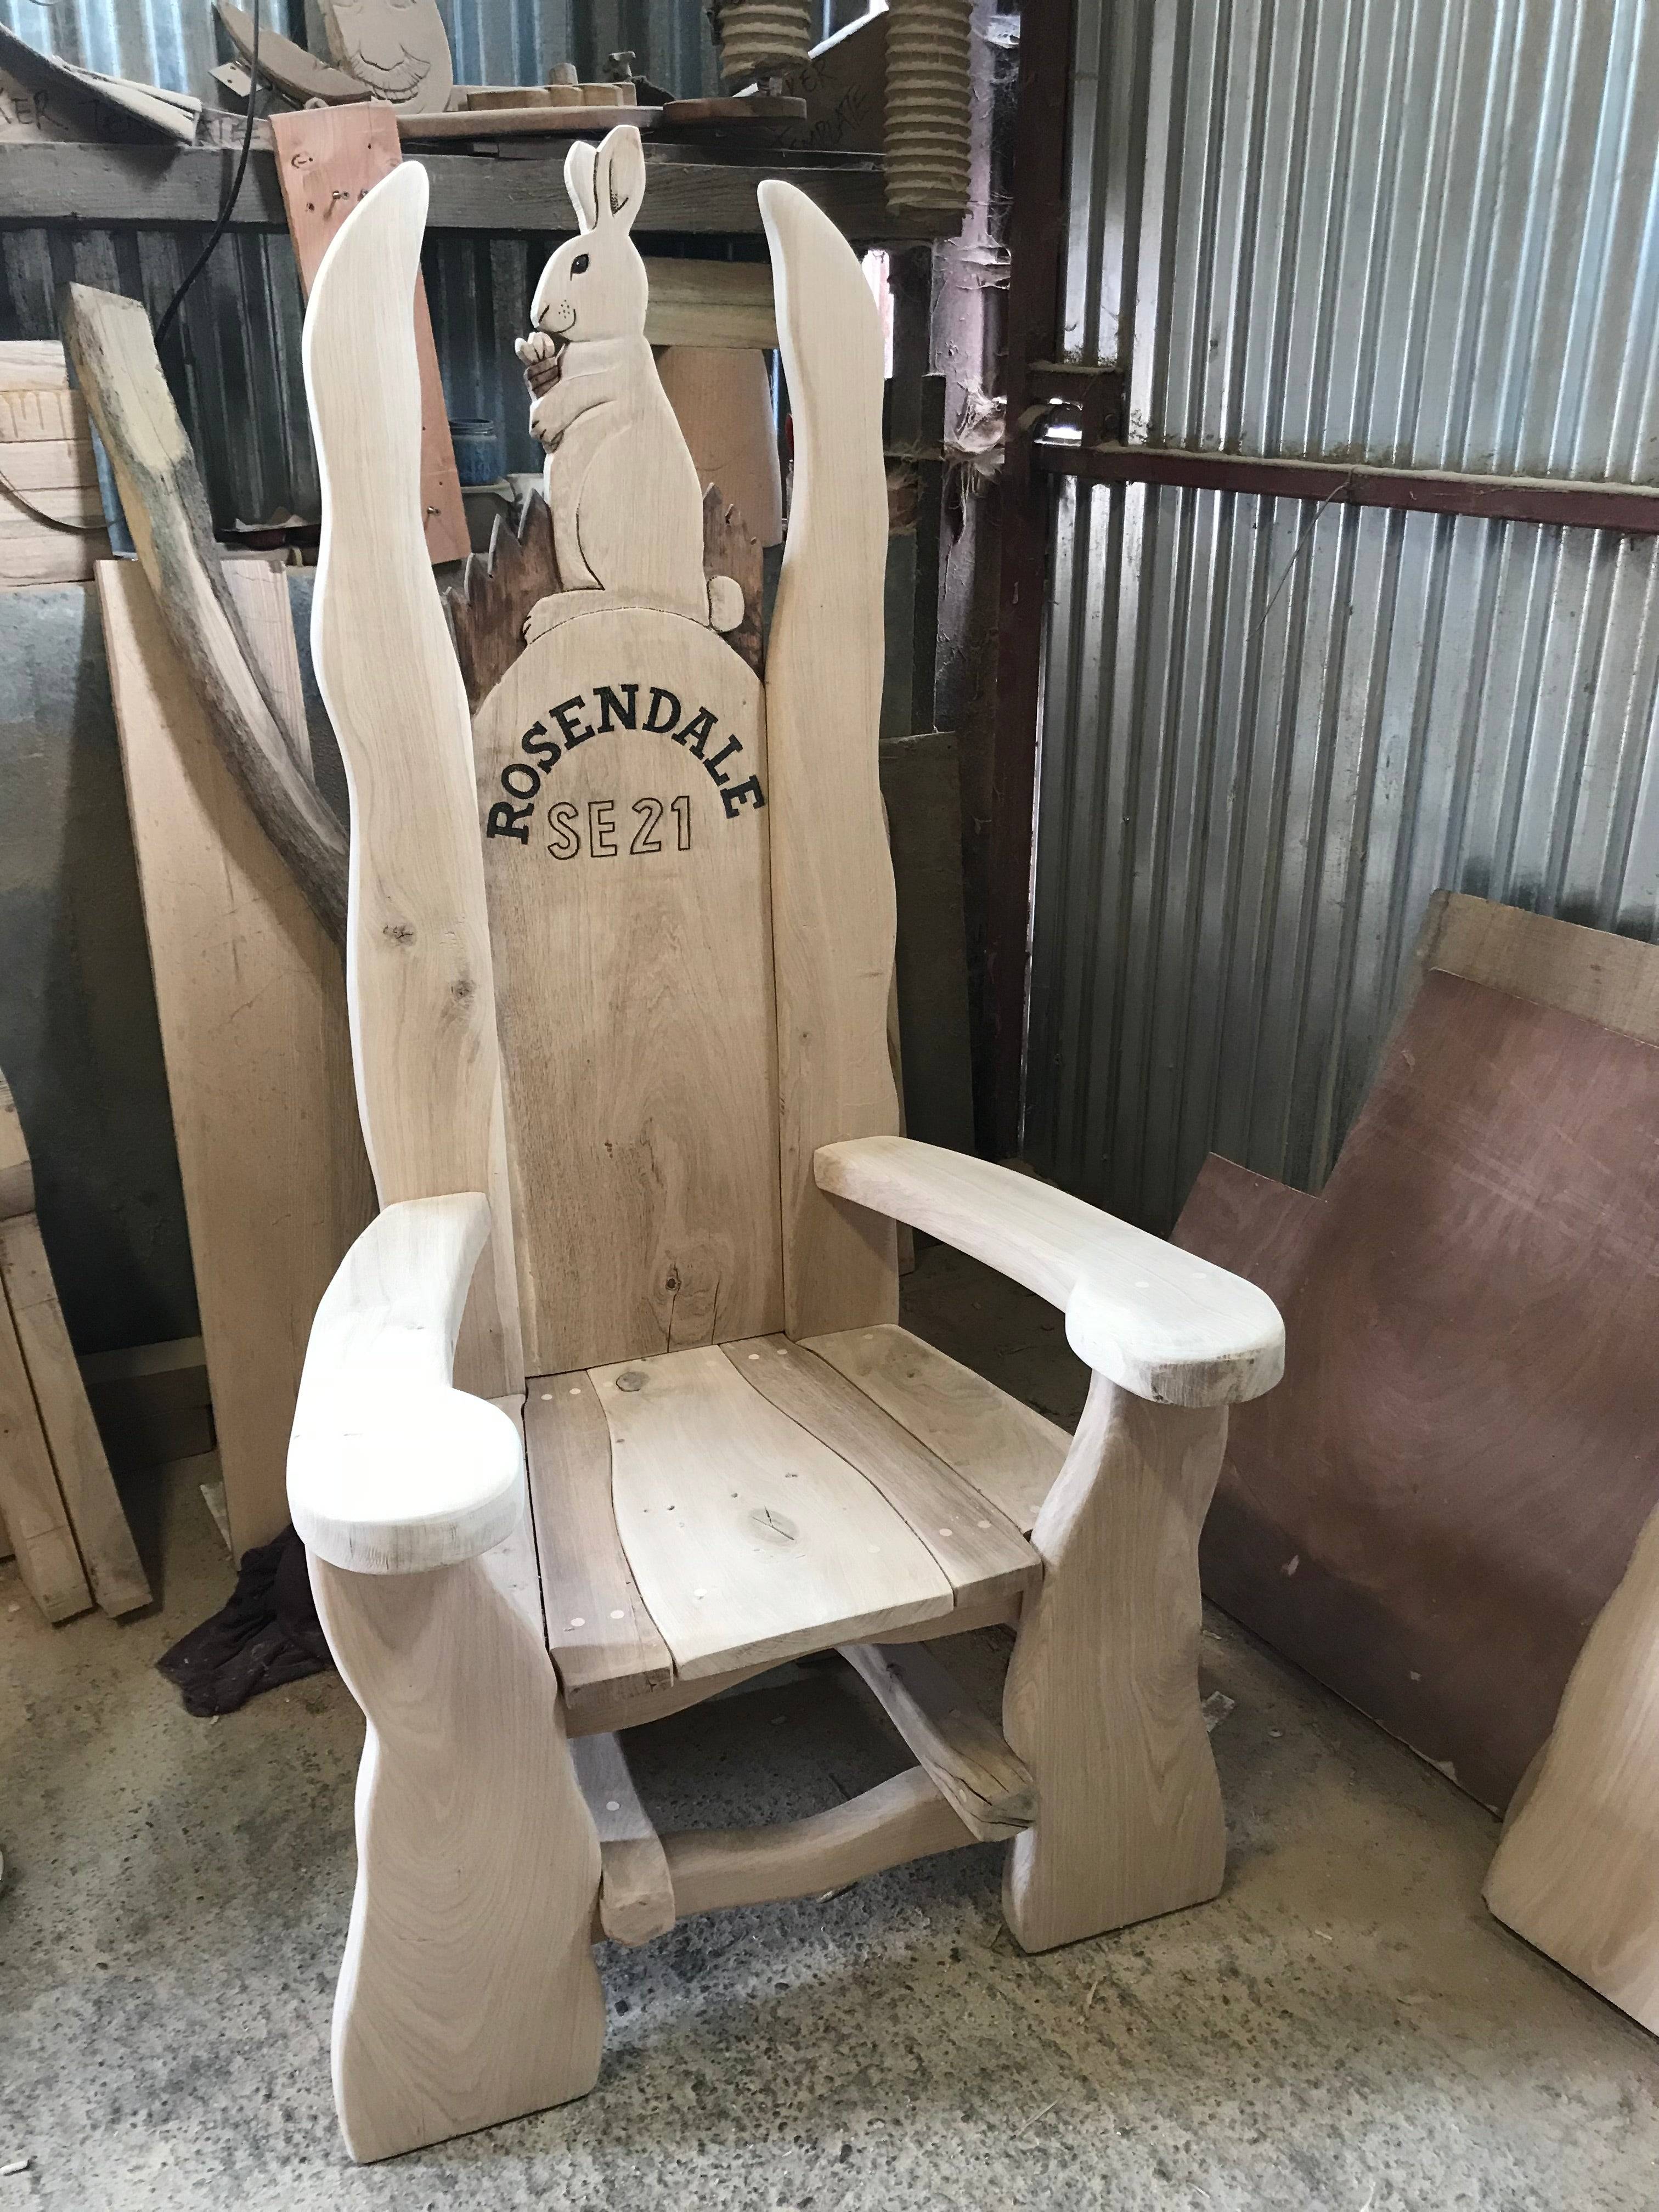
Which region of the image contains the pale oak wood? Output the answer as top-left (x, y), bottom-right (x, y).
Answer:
top-left (303, 164), bottom-right (522, 1399)
top-left (1485, 1496), bottom-right (1659, 2032)
top-left (817, 1136), bottom-right (1285, 1407)
top-left (595, 1343), bottom-right (956, 1679)
top-left (806, 1322), bottom-right (1069, 1537)
top-left (0, 1263), bottom-right (89, 1622)
top-left (570, 1730), bottom-right (675, 1944)
top-left (840, 1640), bottom-right (1035, 1840)
top-left (524, 1371), bottom-right (675, 1722)
top-left (559, 1578), bottom-right (1023, 1740)
top-left (664, 1767), bottom-right (975, 1918)
top-left (760, 179), bottom-right (901, 1338)
top-left (723, 1335), bottom-right (1037, 1608)
top-left (289, 1197), bottom-right (523, 1575)
top-left (0, 1213), bottom-right (149, 1617)
top-left (479, 1395), bottom-right (546, 1646)
top-left (658, 347), bottom-right (785, 548)
top-left (0, 341), bottom-right (74, 389)
top-left (1003, 1376), bottom-right (1229, 1950)
top-left (312, 1553), bottom-right (604, 2162)
top-left (317, 0), bottom-right (454, 112)
top-left (473, 599), bottom-right (781, 1373)
top-left (644, 261), bottom-right (777, 349)
top-left (99, 558), bottom-right (376, 1556)
top-left (0, 386), bottom-right (86, 443)
top-left (270, 105), bottom-right (467, 566)
top-left (61, 286), bottom-right (348, 942)
top-left (525, 131), bottom-right (712, 621)
top-left (0, 439), bottom-right (98, 494)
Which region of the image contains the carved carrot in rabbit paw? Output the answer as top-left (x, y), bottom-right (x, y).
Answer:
top-left (525, 126), bottom-right (741, 634)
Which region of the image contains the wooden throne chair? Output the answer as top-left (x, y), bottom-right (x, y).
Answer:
top-left (291, 135), bottom-right (1285, 2163)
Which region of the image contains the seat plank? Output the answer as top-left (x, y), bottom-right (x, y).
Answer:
top-left (595, 1344), bottom-right (955, 1680)
top-left (524, 1375), bottom-right (674, 1719)
top-left (806, 1323), bottom-right (1070, 1536)
top-left (723, 1336), bottom-right (1037, 1610)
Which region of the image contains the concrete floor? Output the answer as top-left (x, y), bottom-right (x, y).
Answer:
top-left (4, 1249), bottom-right (1658, 2209)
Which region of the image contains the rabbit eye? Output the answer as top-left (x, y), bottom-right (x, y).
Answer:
top-left (571, 253), bottom-right (590, 276)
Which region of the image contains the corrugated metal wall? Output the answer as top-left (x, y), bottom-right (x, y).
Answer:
top-left (0, 0), bottom-right (719, 525)
top-left (1026, 0), bottom-right (1659, 1228)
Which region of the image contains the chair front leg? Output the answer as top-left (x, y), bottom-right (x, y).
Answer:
top-left (1002, 1373), bottom-right (1228, 1952)
top-left (311, 1553), bottom-right (606, 2162)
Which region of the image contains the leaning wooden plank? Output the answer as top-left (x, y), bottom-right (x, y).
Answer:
top-left (524, 1374), bottom-right (675, 1718)
top-left (0, 1212), bottom-right (149, 1616)
top-left (806, 1322), bottom-right (1070, 1537)
top-left (270, 105), bottom-right (467, 566)
top-left (840, 1639), bottom-right (1035, 1841)
top-left (596, 1344), bottom-right (956, 1679)
top-left (303, 163), bottom-right (522, 1399)
top-left (0, 23), bottom-right (191, 143)
top-left (664, 1767), bottom-right (975, 1917)
top-left (60, 283), bottom-right (349, 944)
top-left (659, 347), bottom-right (783, 548)
top-left (0, 1265), bottom-right (89, 1622)
top-left (760, 180), bottom-right (901, 1338)
top-left (99, 558), bottom-right (376, 1557)
top-left (1485, 1495), bottom-right (1659, 2033)
top-left (723, 1335), bottom-right (1038, 1610)
top-left (569, 1731), bottom-right (675, 1944)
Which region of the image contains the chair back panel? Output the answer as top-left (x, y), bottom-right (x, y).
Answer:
top-left (472, 595), bottom-right (782, 1374)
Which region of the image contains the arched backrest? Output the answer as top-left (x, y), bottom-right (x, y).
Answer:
top-left (304, 150), bottom-right (899, 1382)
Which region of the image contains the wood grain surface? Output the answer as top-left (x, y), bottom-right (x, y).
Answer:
top-left (595, 1343), bottom-right (955, 1678)
top-left (472, 599), bottom-right (781, 1374)
top-left (304, 165), bottom-right (522, 1399)
top-left (1177, 963), bottom-right (1659, 1811)
top-left (100, 559), bottom-right (375, 1556)
top-left (271, 104), bottom-right (467, 566)
top-left (313, 1554), bottom-right (605, 2160)
top-left (1003, 1377), bottom-right (1228, 1949)
top-left (61, 285), bottom-right (349, 943)
top-left (0, 1262), bottom-right (89, 1621)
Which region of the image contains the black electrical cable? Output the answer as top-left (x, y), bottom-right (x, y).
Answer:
top-left (155, 0), bottom-right (263, 352)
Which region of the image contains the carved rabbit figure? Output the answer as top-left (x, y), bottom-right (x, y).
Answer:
top-left (518, 128), bottom-right (738, 630)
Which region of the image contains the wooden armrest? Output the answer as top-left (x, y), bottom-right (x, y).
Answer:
top-left (814, 1136), bottom-right (1283, 1408)
top-left (287, 1194), bottom-right (524, 1575)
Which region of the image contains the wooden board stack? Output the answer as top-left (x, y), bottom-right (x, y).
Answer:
top-left (0, 341), bottom-right (110, 590)
top-left (0, 1067), bottom-right (149, 1623)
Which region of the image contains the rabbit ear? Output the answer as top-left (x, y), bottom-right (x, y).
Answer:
top-left (564, 139), bottom-right (599, 233)
top-left (593, 126), bottom-right (646, 233)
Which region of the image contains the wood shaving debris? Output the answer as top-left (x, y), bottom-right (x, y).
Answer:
top-left (1, 2158), bottom-right (30, 2176)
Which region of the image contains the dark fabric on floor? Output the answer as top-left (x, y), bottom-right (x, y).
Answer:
top-left (156, 1527), bottom-right (332, 1716)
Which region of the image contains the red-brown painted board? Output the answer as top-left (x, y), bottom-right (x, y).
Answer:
top-left (270, 104), bottom-right (468, 566)
top-left (1177, 970), bottom-right (1659, 1812)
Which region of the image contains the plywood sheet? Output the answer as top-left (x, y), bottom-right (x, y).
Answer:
top-left (1177, 967), bottom-right (1659, 1810)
